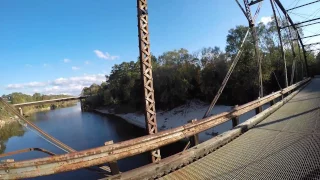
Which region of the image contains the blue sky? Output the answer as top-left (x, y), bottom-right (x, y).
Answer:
top-left (0, 0), bottom-right (319, 95)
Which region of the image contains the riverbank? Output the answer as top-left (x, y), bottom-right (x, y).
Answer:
top-left (23, 107), bottom-right (51, 115)
top-left (22, 101), bottom-right (78, 115)
top-left (0, 102), bottom-right (78, 129)
top-left (0, 116), bottom-right (18, 129)
top-left (95, 100), bottom-right (239, 142)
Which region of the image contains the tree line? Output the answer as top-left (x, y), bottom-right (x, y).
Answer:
top-left (83, 18), bottom-right (320, 112)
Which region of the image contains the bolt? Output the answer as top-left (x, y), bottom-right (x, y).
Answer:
top-left (5, 169), bottom-right (9, 173)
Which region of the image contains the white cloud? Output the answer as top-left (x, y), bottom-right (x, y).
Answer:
top-left (43, 63), bottom-right (48, 67)
top-left (94, 50), bottom-right (119, 60)
top-left (25, 82), bottom-right (47, 87)
top-left (25, 64), bottom-right (33, 68)
top-left (6, 84), bottom-right (25, 90)
top-left (52, 78), bottom-right (68, 85)
top-left (85, 61), bottom-right (90, 65)
top-left (6, 81), bottom-right (46, 90)
top-left (260, 16), bottom-right (272, 25)
top-left (72, 66), bottom-right (80, 70)
top-left (5, 74), bottom-right (106, 95)
top-left (64, 58), bottom-right (71, 63)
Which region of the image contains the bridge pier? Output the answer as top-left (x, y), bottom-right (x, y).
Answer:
top-left (255, 106), bottom-right (262, 115)
top-left (104, 141), bottom-right (120, 175)
top-left (255, 98), bottom-right (262, 115)
top-left (50, 104), bottom-right (56, 110)
top-left (18, 107), bottom-right (23, 116)
top-left (232, 105), bottom-right (239, 128)
top-left (270, 92), bottom-right (276, 106)
top-left (188, 119), bottom-right (199, 146)
top-left (270, 98), bottom-right (276, 106)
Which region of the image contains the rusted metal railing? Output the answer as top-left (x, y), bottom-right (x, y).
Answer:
top-left (0, 78), bottom-right (311, 179)
top-left (0, 148), bottom-right (56, 158)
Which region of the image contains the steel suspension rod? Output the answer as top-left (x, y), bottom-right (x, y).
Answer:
top-left (203, 1), bottom-right (263, 118)
top-left (287, 0), bottom-right (320, 12)
top-left (273, 0), bottom-right (310, 77)
top-left (284, 14), bottom-right (297, 85)
top-left (244, 0), bottom-right (264, 97)
top-left (271, 0), bottom-right (288, 87)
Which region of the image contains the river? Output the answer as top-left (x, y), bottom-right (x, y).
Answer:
top-left (0, 103), bottom-right (153, 179)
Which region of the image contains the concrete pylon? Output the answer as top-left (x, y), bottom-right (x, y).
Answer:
top-left (18, 107), bottom-right (23, 116)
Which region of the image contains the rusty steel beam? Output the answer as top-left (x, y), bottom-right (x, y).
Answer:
top-left (249, 0), bottom-right (264, 6)
top-left (244, 0), bottom-right (264, 97)
top-left (304, 42), bottom-right (320, 47)
top-left (235, 0), bottom-right (248, 18)
top-left (280, 17), bottom-right (320, 29)
top-left (293, 33), bottom-right (320, 40)
top-left (0, 78), bottom-right (310, 179)
top-left (203, 1), bottom-right (262, 118)
top-left (137, 0), bottom-right (161, 163)
top-left (305, 48), bottom-right (320, 52)
top-left (0, 148), bottom-right (56, 158)
top-left (12, 96), bottom-right (86, 108)
top-left (287, 0), bottom-right (320, 12)
top-left (297, 21), bottom-right (320, 28)
top-left (284, 13), bottom-right (297, 85)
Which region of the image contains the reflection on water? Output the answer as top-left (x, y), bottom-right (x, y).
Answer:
top-left (0, 122), bottom-right (24, 154)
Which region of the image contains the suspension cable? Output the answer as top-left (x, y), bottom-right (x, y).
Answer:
top-left (273, 71), bottom-right (283, 91)
top-left (283, 14), bottom-right (297, 85)
top-left (271, 0), bottom-right (289, 88)
top-left (203, 1), bottom-right (263, 118)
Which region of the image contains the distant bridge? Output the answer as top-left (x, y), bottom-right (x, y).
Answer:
top-left (12, 96), bottom-right (87, 108)
top-left (11, 96), bottom-right (88, 116)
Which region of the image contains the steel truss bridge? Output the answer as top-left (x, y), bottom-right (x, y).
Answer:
top-left (1, 0), bottom-right (320, 179)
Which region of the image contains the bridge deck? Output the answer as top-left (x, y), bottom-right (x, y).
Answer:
top-left (161, 78), bottom-right (320, 180)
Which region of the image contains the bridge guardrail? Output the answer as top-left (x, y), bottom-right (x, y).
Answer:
top-left (0, 78), bottom-right (311, 179)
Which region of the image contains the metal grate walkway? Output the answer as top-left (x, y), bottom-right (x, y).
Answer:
top-left (161, 78), bottom-right (320, 180)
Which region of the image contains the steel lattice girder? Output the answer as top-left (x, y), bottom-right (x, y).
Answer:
top-left (137, 0), bottom-right (161, 162)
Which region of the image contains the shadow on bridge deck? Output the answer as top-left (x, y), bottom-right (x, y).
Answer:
top-left (161, 78), bottom-right (320, 180)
